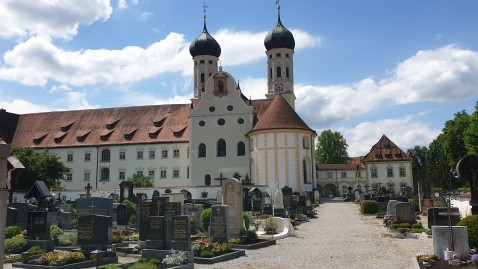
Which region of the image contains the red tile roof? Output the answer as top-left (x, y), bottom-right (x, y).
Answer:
top-left (250, 95), bottom-right (315, 133)
top-left (362, 135), bottom-right (411, 162)
top-left (12, 104), bottom-right (191, 148)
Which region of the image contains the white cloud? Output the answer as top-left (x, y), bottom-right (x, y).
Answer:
top-left (118, 0), bottom-right (128, 10)
top-left (0, 0), bottom-right (112, 40)
top-left (49, 84), bottom-right (71, 93)
top-left (238, 77), bottom-right (268, 100)
top-left (0, 99), bottom-right (52, 114)
top-left (57, 91), bottom-right (99, 110)
top-left (139, 12), bottom-right (154, 22)
top-left (340, 116), bottom-right (441, 157)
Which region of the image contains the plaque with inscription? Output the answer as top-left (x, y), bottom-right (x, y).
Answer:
top-left (139, 201), bottom-right (151, 241)
top-left (77, 215), bottom-right (112, 247)
top-left (27, 211), bottom-right (50, 239)
top-left (76, 197), bottom-right (113, 218)
top-left (210, 205), bottom-right (229, 243)
top-left (147, 216), bottom-right (164, 241)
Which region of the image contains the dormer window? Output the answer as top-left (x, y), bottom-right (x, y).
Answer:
top-left (106, 119), bottom-right (119, 130)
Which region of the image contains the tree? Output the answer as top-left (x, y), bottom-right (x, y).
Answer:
top-left (128, 172), bottom-right (154, 188)
top-left (10, 146), bottom-right (71, 191)
top-left (442, 110), bottom-right (470, 168)
top-left (406, 145), bottom-right (428, 191)
top-left (315, 130), bottom-right (349, 163)
top-left (464, 101), bottom-right (478, 154)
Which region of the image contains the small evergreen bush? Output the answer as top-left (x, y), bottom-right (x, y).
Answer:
top-left (5, 226), bottom-right (22, 239)
top-left (50, 224), bottom-right (63, 239)
top-left (412, 223), bottom-right (423, 229)
top-left (360, 200), bottom-right (378, 215)
top-left (112, 235), bottom-right (122, 244)
top-left (5, 236), bottom-right (28, 254)
top-left (126, 262), bottom-right (157, 269)
top-left (199, 250), bottom-right (214, 258)
top-left (399, 223), bottom-right (411, 228)
top-left (200, 208), bottom-right (212, 231)
top-left (242, 212), bottom-right (250, 230)
top-left (240, 229), bottom-right (258, 244)
top-left (391, 223), bottom-right (400, 230)
top-left (458, 215), bottom-right (478, 248)
top-left (27, 245), bottom-right (46, 255)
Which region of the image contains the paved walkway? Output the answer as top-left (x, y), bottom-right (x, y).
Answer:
top-left (2, 200), bottom-right (432, 269)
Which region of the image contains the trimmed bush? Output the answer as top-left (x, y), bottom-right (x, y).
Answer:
top-left (240, 229), bottom-right (258, 244)
top-left (360, 200), bottom-right (378, 215)
top-left (399, 223), bottom-right (411, 228)
top-left (458, 215), bottom-right (478, 248)
top-left (200, 208), bottom-right (212, 231)
top-left (126, 263), bottom-right (157, 269)
top-left (199, 250), bottom-right (214, 258)
top-left (148, 258), bottom-right (161, 266)
top-left (391, 223), bottom-right (400, 230)
top-left (50, 224), bottom-right (63, 239)
top-left (5, 226), bottom-right (22, 239)
top-left (5, 236), bottom-right (28, 254)
top-left (242, 212), bottom-right (250, 230)
top-left (38, 251), bottom-right (85, 265)
top-left (112, 235), bottom-right (122, 244)
top-left (27, 245), bottom-right (46, 255)
top-left (412, 223), bottom-right (423, 229)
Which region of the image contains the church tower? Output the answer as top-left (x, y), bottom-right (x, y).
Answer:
top-left (189, 6), bottom-right (221, 99)
top-left (264, 2), bottom-right (296, 109)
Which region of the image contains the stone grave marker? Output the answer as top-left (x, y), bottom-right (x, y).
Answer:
top-left (163, 192), bottom-right (186, 206)
top-left (427, 207), bottom-right (461, 229)
top-left (78, 214), bottom-right (112, 251)
top-left (216, 190), bottom-right (223, 204)
top-left (138, 200), bottom-right (152, 241)
top-left (314, 190), bottom-right (320, 203)
top-left (432, 226), bottom-right (470, 260)
top-left (58, 203), bottom-right (72, 212)
top-left (171, 215), bottom-right (191, 251)
top-left (54, 210), bottom-right (72, 230)
top-left (386, 200), bottom-right (401, 216)
top-left (395, 202), bottom-right (416, 224)
top-left (163, 211), bottom-right (176, 249)
top-left (377, 202), bottom-right (387, 213)
top-left (116, 203), bottom-right (129, 226)
top-left (76, 197), bottom-right (113, 219)
top-left (210, 205), bottom-right (229, 243)
top-left (243, 187), bottom-right (252, 211)
top-left (274, 190), bottom-right (284, 209)
top-left (298, 196), bottom-right (306, 206)
top-left (145, 216), bottom-right (164, 249)
top-left (27, 211), bottom-right (50, 240)
top-left (183, 203), bottom-right (203, 230)
top-left (7, 207), bottom-right (18, 227)
top-left (222, 178), bottom-right (243, 237)
top-left (150, 196), bottom-right (169, 216)
top-left (418, 181), bottom-right (434, 213)
top-left (152, 190), bottom-right (160, 197)
top-left (291, 196), bottom-right (299, 210)
top-left (164, 201), bottom-right (181, 215)
top-left (8, 203), bottom-right (37, 228)
top-left (282, 192), bottom-right (292, 208)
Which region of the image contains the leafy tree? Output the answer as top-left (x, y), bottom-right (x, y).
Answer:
top-left (406, 145), bottom-right (428, 191)
top-left (315, 130), bottom-right (349, 163)
top-left (128, 172), bottom-right (154, 188)
top-left (442, 110), bottom-right (470, 168)
top-left (425, 135), bottom-right (449, 189)
top-left (10, 146), bottom-right (71, 191)
top-left (464, 101), bottom-right (478, 154)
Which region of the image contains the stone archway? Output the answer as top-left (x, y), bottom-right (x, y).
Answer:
top-left (323, 183), bottom-right (337, 197)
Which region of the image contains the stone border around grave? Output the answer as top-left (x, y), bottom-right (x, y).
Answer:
top-left (230, 239), bottom-right (276, 250)
top-left (194, 249), bottom-right (246, 264)
top-left (12, 256), bottom-right (118, 269)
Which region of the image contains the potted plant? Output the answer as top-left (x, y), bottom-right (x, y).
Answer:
top-left (50, 224), bottom-right (63, 246)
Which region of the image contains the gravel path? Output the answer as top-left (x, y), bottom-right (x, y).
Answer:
top-left (195, 200), bottom-right (432, 269)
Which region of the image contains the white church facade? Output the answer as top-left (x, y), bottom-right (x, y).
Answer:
top-left (1, 6), bottom-right (317, 199)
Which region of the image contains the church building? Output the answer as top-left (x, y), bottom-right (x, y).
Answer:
top-left (0, 5), bottom-right (317, 199)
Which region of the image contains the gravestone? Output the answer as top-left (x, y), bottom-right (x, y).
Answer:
top-left (432, 226), bottom-right (470, 260)
top-left (8, 203), bottom-right (37, 228)
top-left (171, 215), bottom-right (191, 251)
top-left (273, 190), bottom-right (284, 209)
top-left (6, 207), bottom-right (18, 227)
top-left (152, 190), bottom-right (160, 197)
top-left (243, 187), bottom-right (252, 211)
top-left (252, 199), bottom-right (262, 212)
top-left (216, 190), bottom-right (223, 204)
top-left (58, 203), bottom-right (72, 212)
top-left (145, 216), bottom-right (164, 249)
top-left (282, 192), bottom-right (292, 209)
top-left (386, 200), bottom-right (401, 216)
top-left (291, 197), bottom-right (299, 211)
top-left (150, 196), bottom-right (169, 216)
top-left (163, 192), bottom-right (186, 206)
top-left (27, 211), bottom-right (50, 240)
top-left (163, 211), bottom-right (176, 249)
top-left (418, 181), bottom-right (434, 214)
top-left (54, 210), bottom-right (72, 230)
top-left (138, 200), bottom-right (152, 241)
top-left (164, 201), bottom-right (181, 215)
top-left (222, 178), bottom-right (243, 237)
top-left (78, 214), bottom-right (112, 251)
top-left (395, 202), bottom-right (416, 224)
top-left (377, 202), bottom-right (387, 213)
top-left (183, 203), bottom-right (203, 230)
top-left (314, 190), bottom-right (320, 203)
top-left (116, 203), bottom-right (129, 226)
top-left (76, 197), bottom-right (113, 219)
top-left (210, 205), bottom-right (229, 243)
top-left (298, 196), bottom-right (306, 207)
top-left (427, 207), bottom-right (461, 229)
top-left (282, 186), bottom-right (293, 196)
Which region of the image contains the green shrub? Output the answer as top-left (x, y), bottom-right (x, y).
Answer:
top-left (137, 257), bottom-right (148, 263)
top-left (27, 245), bottom-right (46, 255)
top-left (50, 224), bottom-right (63, 239)
top-left (458, 215), bottom-right (478, 248)
top-left (412, 223), bottom-right (423, 229)
top-left (200, 208), bottom-right (212, 231)
top-left (62, 252), bottom-right (85, 264)
top-left (5, 236), bottom-right (28, 254)
top-left (240, 229), bottom-right (258, 244)
top-left (58, 230), bottom-right (77, 246)
top-left (408, 198), bottom-right (419, 212)
top-left (391, 223), bottom-right (400, 230)
top-left (242, 212), bottom-right (250, 230)
top-left (112, 235), bottom-right (122, 244)
top-left (99, 265), bottom-right (120, 269)
top-left (148, 258), bottom-right (161, 265)
top-left (4, 254), bottom-right (21, 263)
top-left (399, 223), bottom-right (411, 228)
top-left (5, 226), bottom-right (22, 239)
top-left (123, 199), bottom-right (137, 222)
top-left (262, 216), bottom-right (278, 234)
top-left (360, 200), bottom-right (378, 215)
top-left (127, 262), bottom-right (158, 269)
top-left (458, 187), bottom-right (471, 193)
top-left (199, 250), bottom-right (214, 258)
top-left (38, 251), bottom-right (85, 265)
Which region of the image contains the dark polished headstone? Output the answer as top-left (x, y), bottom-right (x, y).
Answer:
top-left (427, 207), bottom-right (461, 229)
top-left (210, 205), bottom-right (229, 243)
top-left (298, 196), bottom-right (306, 207)
top-left (78, 214), bottom-right (112, 248)
top-left (171, 216), bottom-right (191, 251)
top-left (150, 196), bottom-right (169, 216)
top-left (164, 201), bottom-right (181, 215)
top-left (377, 202), bottom-right (387, 213)
top-left (8, 203), bottom-right (37, 229)
top-left (76, 197), bottom-right (113, 218)
top-left (395, 202), bottom-right (416, 224)
top-left (138, 200), bottom-right (152, 241)
top-left (7, 207), bottom-right (18, 227)
top-left (281, 186), bottom-right (293, 196)
top-left (27, 211), bottom-right (50, 240)
top-left (116, 204), bottom-right (129, 226)
top-left (163, 211), bottom-right (175, 249)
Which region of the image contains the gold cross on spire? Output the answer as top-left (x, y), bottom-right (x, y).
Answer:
top-left (202, 2), bottom-right (208, 19)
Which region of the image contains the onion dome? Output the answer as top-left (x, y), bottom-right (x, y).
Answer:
top-left (264, 13), bottom-right (295, 50)
top-left (189, 22), bottom-right (221, 58)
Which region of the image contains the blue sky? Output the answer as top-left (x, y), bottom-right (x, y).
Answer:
top-left (1, 0), bottom-right (477, 156)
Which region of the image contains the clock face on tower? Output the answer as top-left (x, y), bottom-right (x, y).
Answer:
top-left (274, 83), bottom-right (283, 93)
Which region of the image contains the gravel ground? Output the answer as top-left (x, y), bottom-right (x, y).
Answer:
top-left (2, 200), bottom-right (432, 269)
top-left (195, 200), bottom-right (432, 269)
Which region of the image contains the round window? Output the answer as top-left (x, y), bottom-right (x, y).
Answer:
top-left (237, 118), bottom-right (244, 124)
top-left (218, 118), bottom-right (225, 126)
top-left (199, 120), bottom-right (205, 127)
top-left (209, 106), bottom-right (216, 112)
top-left (227, 105), bottom-right (234, 111)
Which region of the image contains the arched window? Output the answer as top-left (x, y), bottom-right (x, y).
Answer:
top-left (200, 73), bottom-right (205, 83)
top-left (269, 68), bottom-right (272, 79)
top-left (205, 174), bottom-right (211, 186)
top-left (237, 142), bottom-right (245, 156)
top-left (198, 143), bottom-right (206, 158)
top-left (277, 67), bottom-right (282, 78)
top-left (286, 67), bottom-right (290, 78)
top-left (217, 139), bottom-right (226, 157)
top-left (101, 167), bottom-right (110, 181)
top-left (101, 149), bottom-right (110, 162)
top-left (303, 159), bottom-right (309, 183)
top-left (371, 166), bottom-right (378, 178)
